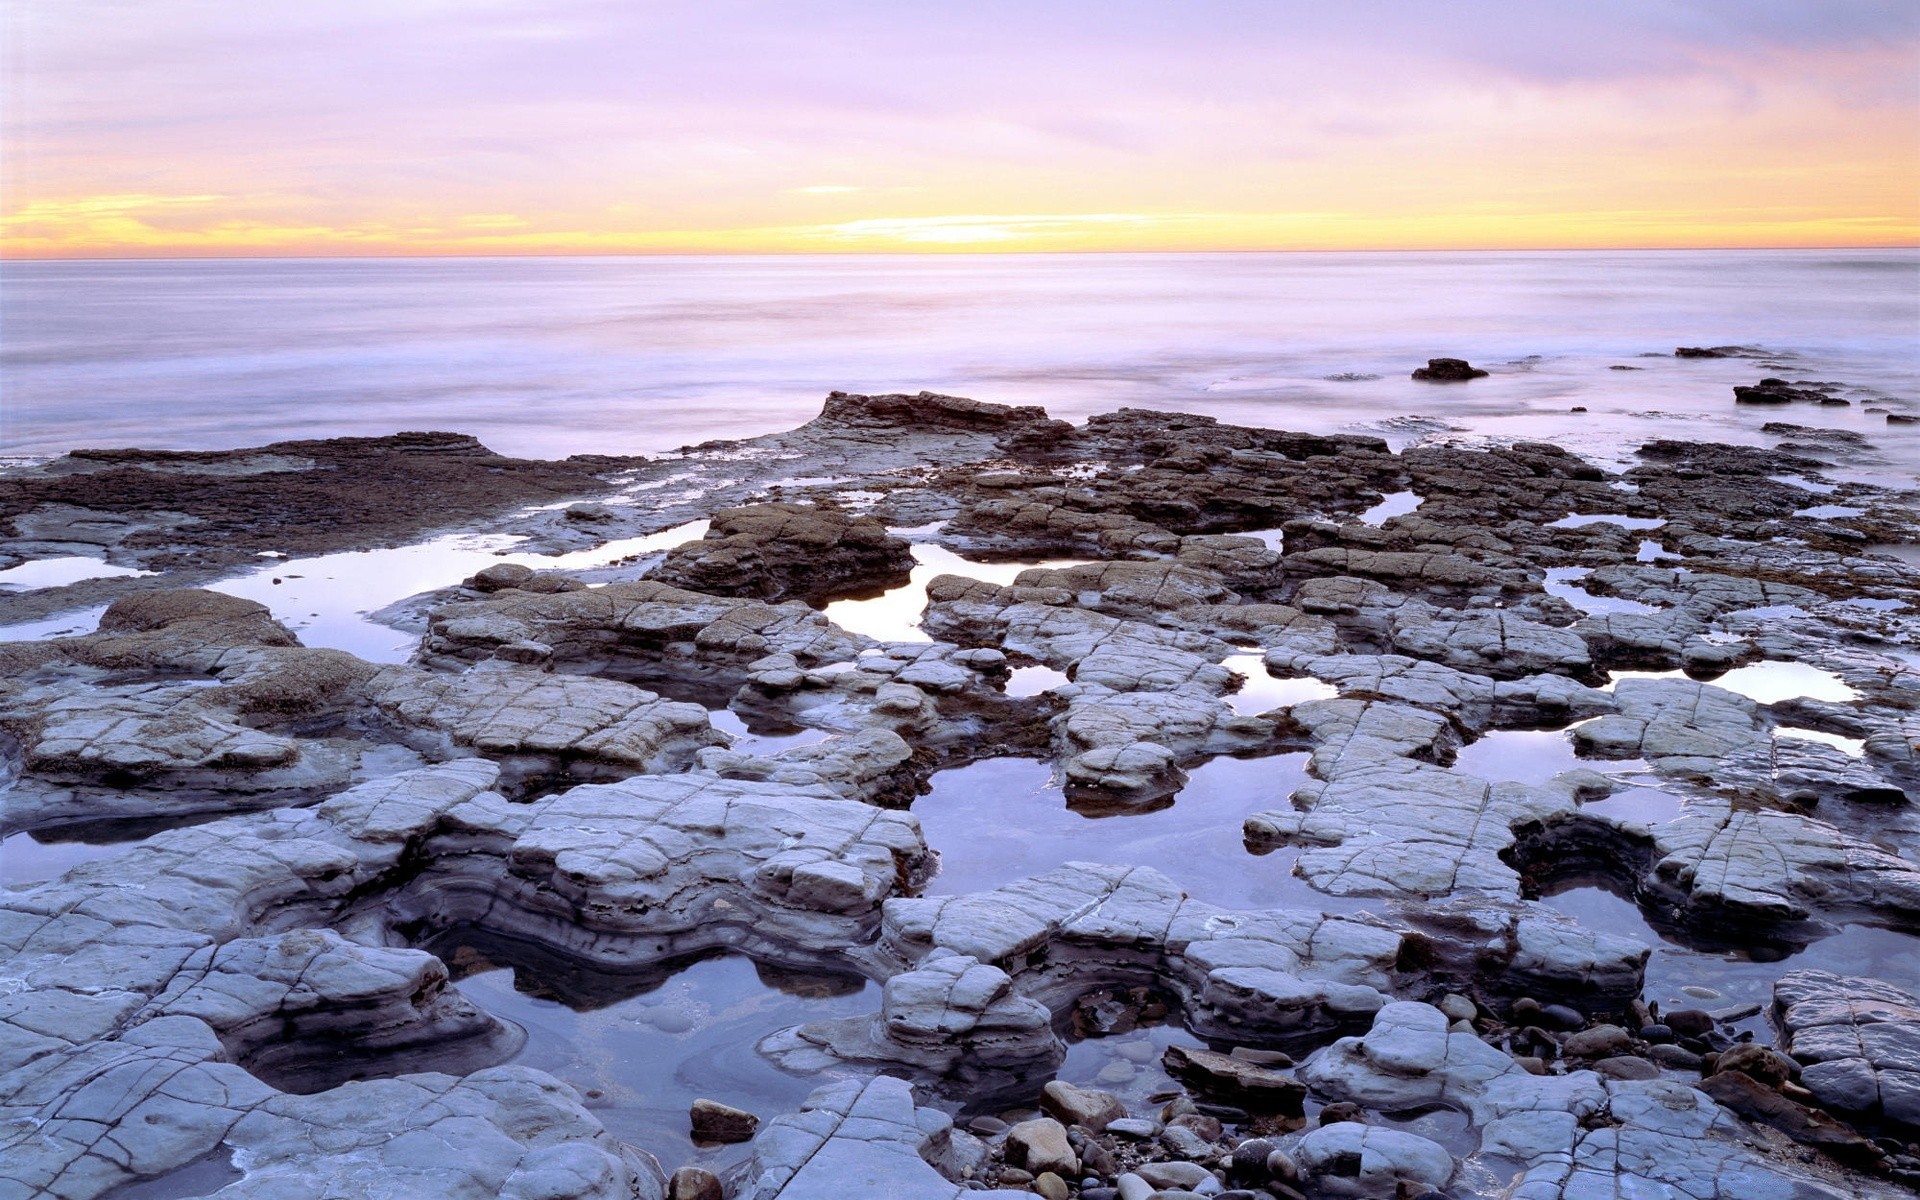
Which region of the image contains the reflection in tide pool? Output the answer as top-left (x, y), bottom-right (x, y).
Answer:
top-left (1357, 490), bottom-right (1422, 526)
top-left (208, 520), bottom-right (711, 663)
top-left (914, 754), bottom-right (1368, 912)
top-left (0, 556), bottom-right (157, 590)
top-left (442, 939), bottom-right (879, 1173)
top-left (1543, 567), bottom-right (1660, 616)
top-left (1605, 661), bottom-right (1859, 705)
top-left (1451, 728), bottom-right (1644, 788)
top-left (1547, 513), bottom-right (1666, 531)
top-left (1220, 654), bottom-right (1338, 715)
top-left (1773, 728), bottom-right (1867, 757)
top-left (1, 830), bottom-right (131, 887)
top-left (820, 543), bottom-right (1090, 643)
top-left (706, 709), bottom-right (835, 755)
top-left (1005, 664), bottom-right (1070, 697)
top-left (1541, 885), bottom-right (1920, 1036)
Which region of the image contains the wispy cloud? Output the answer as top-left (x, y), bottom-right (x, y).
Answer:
top-left (3, 1), bottom-right (1914, 255)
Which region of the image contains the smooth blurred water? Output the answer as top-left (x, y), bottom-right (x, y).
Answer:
top-left (3, 251), bottom-right (1915, 471)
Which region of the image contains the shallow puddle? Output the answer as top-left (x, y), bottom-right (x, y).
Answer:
top-left (1, 829), bottom-right (132, 887)
top-left (1605, 660), bottom-right (1859, 705)
top-left (1574, 785), bottom-right (1684, 826)
top-left (1635, 539), bottom-right (1679, 563)
top-left (1220, 654), bottom-right (1339, 715)
top-left (707, 709), bottom-right (836, 755)
top-left (101, 1148), bottom-right (243, 1199)
top-left (1704, 661), bottom-right (1859, 704)
top-left (1005, 664), bottom-right (1071, 697)
top-left (1542, 568), bottom-right (1660, 616)
top-left (440, 937), bottom-right (880, 1173)
top-left (820, 543), bottom-right (1091, 644)
top-left (1451, 728), bottom-right (1645, 788)
top-left (1547, 513), bottom-right (1667, 531)
top-left (0, 604), bottom-right (111, 642)
top-left (0, 555), bottom-right (157, 590)
top-left (1358, 490), bottom-right (1422, 526)
top-left (1773, 727), bottom-right (1867, 757)
top-left (913, 754), bottom-right (1369, 912)
top-left (1541, 885), bottom-right (1920, 1036)
top-left (1792, 505), bottom-right (1865, 520)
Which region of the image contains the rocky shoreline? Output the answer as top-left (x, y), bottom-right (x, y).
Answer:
top-left (2, 390), bottom-right (1917, 1199)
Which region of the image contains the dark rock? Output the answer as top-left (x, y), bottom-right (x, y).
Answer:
top-left (667, 1165), bottom-right (724, 1200)
top-left (1162, 1045), bottom-right (1307, 1115)
top-left (1411, 358), bottom-right (1489, 382)
top-left (1698, 1070), bottom-right (1881, 1162)
top-left (651, 501), bottom-right (912, 603)
top-left (689, 1098), bottom-right (759, 1144)
top-left (1317, 1101), bottom-right (1366, 1126)
top-left (1538, 1004), bottom-right (1585, 1031)
top-left (1666, 1008), bottom-right (1715, 1037)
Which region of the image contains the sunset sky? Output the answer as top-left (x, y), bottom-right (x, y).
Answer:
top-left (3, 1), bottom-right (1916, 257)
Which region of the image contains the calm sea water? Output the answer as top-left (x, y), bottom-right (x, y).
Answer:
top-left (2, 250), bottom-right (1916, 472)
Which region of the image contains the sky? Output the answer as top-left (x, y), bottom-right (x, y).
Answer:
top-left (2, 0), bottom-right (1917, 257)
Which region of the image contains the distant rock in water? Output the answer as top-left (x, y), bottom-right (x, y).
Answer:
top-left (1324, 371), bottom-right (1382, 382)
top-left (1410, 358), bottom-right (1488, 382)
top-left (1676, 346), bottom-right (1732, 358)
top-left (1735, 378), bottom-right (1845, 406)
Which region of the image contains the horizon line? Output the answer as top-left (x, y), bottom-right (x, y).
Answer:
top-left (5, 242), bottom-right (1918, 264)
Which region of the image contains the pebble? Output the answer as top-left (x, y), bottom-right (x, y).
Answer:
top-left (1539, 1003), bottom-right (1585, 1031)
top-left (1118, 1041), bottom-right (1161, 1063)
top-left (645, 1006), bottom-right (695, 1034)
top-left (1639, 1023), bottom-right (1673, 1044)
top-left (1681, 985), bottom-right (1722, 1000)
top-left (970, 1116), bottom-right (1009, 1136)
top-left (1034, 1171), bottom-right (1070, 1200)
top-left (1563, 1024), bottom-right (1634, 1058)
top-left (1096, 1061), bottom-right (1139, 1085)
top-left (1665, 1008), bottom-right (1715, 1037)
top-left (1134, 1160), bottom-right (1216, 1190)
top-left (1438, 993), bottom-right (1478, 1023)
top-left (1160, 1124), bottom-right (1215, 1157)
top-left (1108, 1117), bottom-right (1163, 1139)
top-left (1649, 1043), bottom-right (1704, 1070)
top-left (1317, 1101), bottom-right (1365, 1125)
top-left (1229, 1047), bottom-right (1292, 1067)
top-left (1230, 1136), bottom-right (1275, 1182)
top-left (1594, 1055), bottom-right (1661, 1081)
top-left (1117, 1175), bottom-right (1156, 1200)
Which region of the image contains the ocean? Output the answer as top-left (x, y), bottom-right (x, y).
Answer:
top-left (3, 250), bottom-right (1916, 476)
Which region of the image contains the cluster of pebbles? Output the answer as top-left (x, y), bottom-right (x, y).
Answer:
top-left (1, 386), bottom-right (1917, 1200)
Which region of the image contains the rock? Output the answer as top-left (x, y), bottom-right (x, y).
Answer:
top-left (1006, 1118), bottom-right (1079, 1177)
top-left (1713, 1044), bottom-right (1797, 1088)
top-left (470, 561), bottom-right (537, 591)
top-left (1133, 1160), bottom-right (1215, 1190)
top-left (1666, 1008), bottom-right (1715, 1037)
top-left (690, 1098), bottom-right (759, 1143)
top-left (1034, 1171), bottom-right (1071, 1200)
top-left (1293, 1123), bottom-right (1454, 1197)
top-left (1041, 1080), bottom-right (1127, 1133)
top-left (1697, 1070), bottom-right (1878, 1161)
top-left (1776, 970), bottom-right (1920, 1128)
top-left (651, 502), bottom-right (913, 603)
top-left (1563, 1024), bottom-right (1635, 1059)
top-left (1317, 1101), bottom-right (1366, 1125)
top-left (1158, 1123), bottom-right (1215, 1158)
top-left (1161, 1045), bottom-right (1306, 1114)
top-left (1230, 1137), bottom-right (1276, 1182)
top-left (1595, 1056), bottom-right (1661, 1081)
top-left (1411, 358), bottom-right (1489, 382)
top-left (1437, 994), bottom-right (1477, 1023)
top-left (739, 1076), bottom-right (969, 1198)
top-left (1648, 1044), bottom-right (1703, 1070)
top-left (1107, 1118), bottom-right (1162, 1139)
top-left (668, 1165), bottom-right (724, 1200)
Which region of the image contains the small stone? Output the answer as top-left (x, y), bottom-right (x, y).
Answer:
top-left (1437, 994), bottom-right (1477, 1023)
top-left (1639, 1023), bottom-right (1673, 1044)
top-left (1096, 1061), bottom-right (1139, 1086)
top-left (1006, 1118), bottom-right (1080, 1177)
top-left (970, 1116), bottom-right (1009, 1136)
top-left (1648, 1044), bottom-right (1703, 1070)
top-left (1665, 1008), bottom-right (1715, 1037)
top-left (1680, 985), bottom-right (1721, 1000)
top-left (1317, 1101), bottom-right (1365, 1126)
top-left (1230, 1137), bottom-right (1275, 1182)
top-left (1563, 1024), bottom-right (1634, 1058)
top-left (688, 1098), bottom-right (758, 1144)
top-left (1411, 357), bottom-right (1488, 382)
top-left (1108, 1117), bottom-right (1162, 1139)
top-left (1034, 1171), bottom-right (1071, 1200)
top-left (1134, 1160), bottom-right (1215, 1191)
top-left (1229, 1047), bottom-right (1292, 1067)
top-left (1538, 1004), bottom-right (1585, 1031)
top-left (667, 1165), bottom-right (723, 1200)
top-left (1116, 1175), bottom-right (1155, 1200)
top-left (1161, 1045), bottom-right (1305, 1114)
top-left (1594, 1055), bottom-right (1661, 1081)
top-left (1043, 1081), bottom-right (1128, 1133)
top-left (1266, 1147), bottom-right (1299, 1184)
top-left (1714, 1043), bottom-right (1796, 1087)
top-left (999, 1167), bottom-right (1034, 1185)
top-left (1160, 1123), bottom-right (1215, 1157)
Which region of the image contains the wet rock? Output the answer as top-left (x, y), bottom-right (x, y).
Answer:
top-left (1041, 1080), bottom-right (1127, 1133)
top-left (652, 502), bottom-right (914, 603)
top-left (690, 1098), bottom-right (760, 1143)
top-left (668, 1165), bottom-right (724, 1200)
top-left (470, 561), bottom-right (538, 591)
top-left (1776, 970), bottom-right (1920, 1128)
top-left (1411, 358), bottom-right (1489, 382)
top-left (1005, 1117), bottom-right (1079, 1176)
top-left (1161, 1045), bottom-right (1305, 1114)
top-left (1293, 1122), bottom-right (1453, 1197)
top-left (740, 1076), bottom-right (968, 1198)
top-left (1564, 1024), bottom-right (1635, 1058)
top-left (1696, 1070), bottom-right (1879, 1162)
